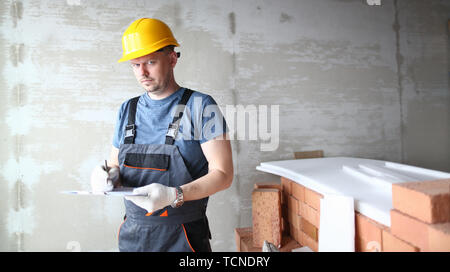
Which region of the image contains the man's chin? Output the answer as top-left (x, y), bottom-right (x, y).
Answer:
top-left (144, 86), bottom-right (161, 93)
top-left (145, 87), bottom-right (166, 97)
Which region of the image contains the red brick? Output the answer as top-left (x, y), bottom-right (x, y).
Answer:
top-left (355, 212), bottom-right (385, 245)
top-left (252, 189), bottom-right (282, 248)
top-left (279, 235), bottom-right (301, 252)
top-left (280, 177), bottom-right (292, 195)
top-left (304, 187), bottom-right (323, 211)
top-left (299, 201), bottom-right (320, 228)
top-left (240, 233), bottom-right (261, 252)
top-left (355, 236), bottom-right (381, 252)
top-left (281, 203), bottom-right (289, 219)
top-left (391, 210), bottom-right (450, 251)
top-left (280, 177), bottom-right (292, 204)
top-left (235, 227), bottom-right (260, 252)
top-left (301, 218), bottom-right (319, 242)
top-left (281, 203), bottom-right (289, 235)
top-left (289, 208), bottom-right (301, 231)
top-left (291, 182), bottom-right (305, 203)
top-left (392, 179), bottom-right (450, 224)
top-left (287, 195), bottom-right (299, 224)
top-left (391, 209), bottom-right (430, 250)
top-left (241, 237), bottom-right (261, 252)
top-left (289, 224), bottom-right (301, 245)
top-left (297, 227), bottom-right (305, 246)
top-left (295, 214), bottom-right (302, 231)
top-left (428, 222), bottom-right (450, 252)
top-left (254, 182), bottom-right (281, 190)
top-left (294, 150), bottom-right (324, 159)
top-left (301, 231), bottom-right (318, 252)
top-left (355, 236), bottom-right (365, 252)
top-left (391, 209), bottom-right (450, 252)
top-left (235, 227), bottom-right (253, 252)
top-left (382, 229), bottom-right (419, 252)
top-left (281, 216), bottom-right (289, 235)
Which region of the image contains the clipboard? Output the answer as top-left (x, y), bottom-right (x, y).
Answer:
top-left (61, 187), bottom-right (146, 196)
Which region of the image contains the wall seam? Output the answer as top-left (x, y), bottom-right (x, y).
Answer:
top-left (393, 0), bottom-right (405, 163)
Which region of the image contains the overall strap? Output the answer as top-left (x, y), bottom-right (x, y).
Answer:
top-left (124, 96), bottom-right (140, 144)
top-left (165, 89), bottom-right (194, 145)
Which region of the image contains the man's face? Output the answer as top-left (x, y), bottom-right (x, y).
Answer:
top-left (130, 49), bottom-right (177, 95)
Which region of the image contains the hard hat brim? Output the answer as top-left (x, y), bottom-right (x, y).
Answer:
top-left (118, 47), bottom-right (154, 63)
top-left (117, 41), bottom-right (180, 63)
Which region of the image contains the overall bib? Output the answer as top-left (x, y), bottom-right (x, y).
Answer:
top-left (117, 89), bottom-right (211, 252)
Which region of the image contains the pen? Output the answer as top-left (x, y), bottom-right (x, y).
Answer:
top-left (105, 160), bottom-right (109, 186)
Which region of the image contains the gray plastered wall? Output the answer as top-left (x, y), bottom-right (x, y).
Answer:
top-left (0, 0), bottom-right (449, 251)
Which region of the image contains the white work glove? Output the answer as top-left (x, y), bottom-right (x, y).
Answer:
top-left (90, 164), bottom-right (120, 193)
top-left (125, 183), bottom-right (176, 213)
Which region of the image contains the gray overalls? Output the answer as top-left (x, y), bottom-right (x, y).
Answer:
top-left (117, 89), bottom-right (211, 252)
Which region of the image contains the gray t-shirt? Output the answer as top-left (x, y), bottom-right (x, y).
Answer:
top-left (113, 87), bottom-right (228, 180)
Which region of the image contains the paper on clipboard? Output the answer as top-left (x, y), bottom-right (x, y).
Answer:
top-left (61, 187), bottom-right (146, 196)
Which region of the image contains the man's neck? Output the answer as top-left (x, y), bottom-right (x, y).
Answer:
top-left (147, 81), bottom-right (180, 100)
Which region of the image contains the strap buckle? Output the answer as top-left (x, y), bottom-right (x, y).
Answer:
top-left (125, 124), bottom-right (135, 138)
top-left (166, 123), bottom-right (179, 139)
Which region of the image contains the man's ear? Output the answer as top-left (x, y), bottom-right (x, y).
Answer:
top-left (169, 50), bottom-right (178, 68)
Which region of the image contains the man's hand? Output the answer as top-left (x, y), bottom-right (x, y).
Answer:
top-left (90, 164), bottom-right (120, 192)
top-left (125, 183), bottom-right (176, 213)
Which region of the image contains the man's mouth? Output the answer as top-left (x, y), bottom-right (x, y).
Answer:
top-left (140, 78), bottom-right (154, 83)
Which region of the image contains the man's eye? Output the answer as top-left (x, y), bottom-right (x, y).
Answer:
top-left (147, 60), bottom-right (156, 65)
top-left (131, 63), bottom-right (140, 68)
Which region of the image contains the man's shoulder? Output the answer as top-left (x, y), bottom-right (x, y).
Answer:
top-left (118, 93), bottom-right (145, 110)
top-left (189, 89), bottom-right (210, 99)
top-left (187, 89), bottom-right (217, 107)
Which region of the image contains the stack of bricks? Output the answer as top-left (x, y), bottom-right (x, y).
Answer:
top-left (354, 178), bottom-right (450, 252)
top-left (355, 212), bottom-right (390, 252)
top-left (389, 179), bottom-right (450, 252)
top-left (235, 182), bottom-right (301, 252)
top-left (282, 177), bottom-right (323, 252)
top-left (236, 175), bottom-right (450, 252)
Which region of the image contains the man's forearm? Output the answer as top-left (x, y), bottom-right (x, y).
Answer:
top-left (180, 168), bottom-right (233, 202)
top-left (108, 146), bottom-right (120, 168)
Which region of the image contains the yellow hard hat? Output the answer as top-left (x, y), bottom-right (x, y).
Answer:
top-left (118, 18), bottom-right (179, 63)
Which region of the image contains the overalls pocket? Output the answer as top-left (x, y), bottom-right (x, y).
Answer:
top-left (181, 224), bottom-right (195, 252)
top-left (124, 153), bottom-right (170, 171)
top-left (120, 221), bottom-right (196, 252)
top-left (182, 217), bottom-right (212, 252)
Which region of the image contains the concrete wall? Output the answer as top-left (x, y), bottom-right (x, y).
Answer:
top-left (0, 0), bottom-right (448, 251)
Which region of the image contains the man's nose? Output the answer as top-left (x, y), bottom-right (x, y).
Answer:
top-left (137, 64), bottom-right (149, 76)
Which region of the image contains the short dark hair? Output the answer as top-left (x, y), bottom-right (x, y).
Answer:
top-left (156, 45), bottom-right (179, 58)
top-left (157, 45), bottom-right (175, 53)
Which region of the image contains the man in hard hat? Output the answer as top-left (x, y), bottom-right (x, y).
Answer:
top-left (90, 18), bottom-right (233, 252)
